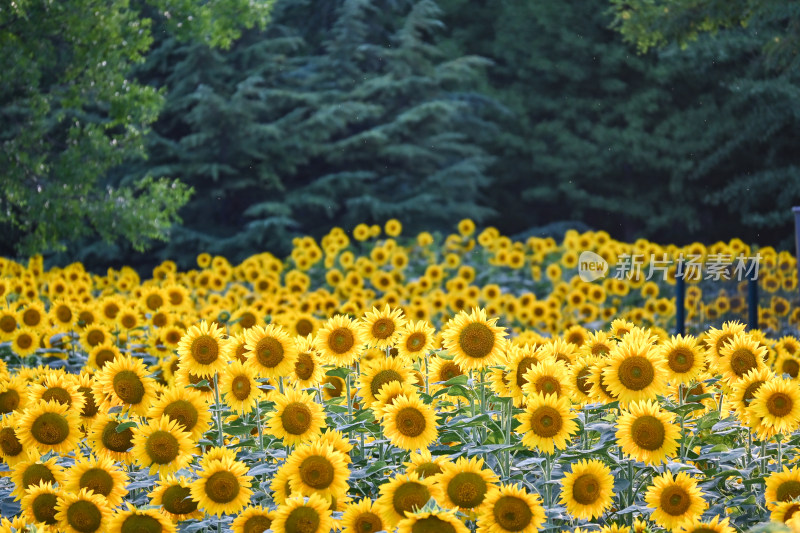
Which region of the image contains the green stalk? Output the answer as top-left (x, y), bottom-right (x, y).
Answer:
top-left (212, 373), bottom-right (224, 448)
top-left (254, 399), bottom-right (264, 452)
top-left (777, 435), bottom-right (783, 470)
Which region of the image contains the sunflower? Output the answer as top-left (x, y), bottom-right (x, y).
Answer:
top-left (516, 392), bottom-right (579, 454)
top-left (358, 305), bottom-right (407, 350)
top-left (244, 323), bottom-right (298, 379)
top-left (505, 344), bottom-right (541, 407)
top-left (55, 488), bottom-right (111, 533)
top-left (11, 327), bottom-right (40, 357)
top-left (772, 500), bottom-right (800, 523)
top-left (658, 334), bottom-right (705, 385)
top-left (93, 354), bottom-right (157, 416)
top-left (286, 442), bottom-right (351, 500)
top-left (433, 455), bottom-right (499, 516)
top-left (220, 360), bottom-right (263, 413)
top-left (714, 331), bottom-right (767, 383)
top-left (28, 372), bottom-right (85, 412)
top-left (404, 448), bottom-right (451, 480)
top-left (521, 358), bottom-right (574, 401)
top-left (382, 394), bottom-right (438, 451)
top-left (272, 493), bottom-right (334, 533)
top-left (232, 505), bottom-right (275, 533)
top-left (644, 471), bottom-right (707, 531)
top-left (442, 308), bottom-right (508, 371)
top-left (704, 322), bottom-right (747, 361)
top-left (396, 320), bottom-right (436, 361)
top-left (321, 375), bottom-right (346, 401)
top-left (9, 455), bottom-right (65, 501)
top-left (315, 314), bottom-right (365, 366)
top-left (267, 388), bottom-right (327, 446)
top-left (359, 357), bottom-right (412, 407)
top-left (0, 375), bottom-right (29, 415)
top-left (131, 415), bottom-right (195, 476)
top-left (21, 480), bottom-right (60, 528)
top-left (373, 381), bottom-right (421, 419)
top-left (750, 378), bottom-right (800, 434)
top-left (376, 472), bottom-right (438, 527)
top-left (539, 338), bottom-right (579, 366)
top-left (19, 301), bottom-right (46, 330)
top-left (148, 475), bottom-right (202, 521)
top-left (290, 335), bottom-right (326, 389)
top-left (559, 459), bottom-right (615, 520)
top-left (191, 455), bottom-right (253, 517)
top-left (675, 515), bottom-right (736, 533)
top-left (602, 337), bottom-right (667, 405)
top-left (569, 355), bottom-right (598, 404)
top-left (766, 466), bottom-right (800, 510)
top-left (616, 400), bottom-right (680, 465)
top-left (147, 386), bottom-right (211, 441)
top-left (0, 413), bottom-right (28, 466)
top-left (340, 498), bottom-right (385, 533)
top-left (64, 454), bottom-right (128, 508)
top-left (177, 321), bottom-right (226, 379)
top-left (17, 399), bottom-right (81, 455)
top-left (86, 414), bottom-right (135, 463)
top-left (729, 366), bottom-right (774, 421)
top-left (271, 463), bottom-right (296, 505)
top-left (583, 330), bottom-right (615, 357)
top-left (87, 343), bottom-right (121, 370)
top-left (107, 505), bottom-right (177, 533)
top-left (174, 366), bottom-right (215, 400)
top-left (476, 483), bottom-right (546, 533)
top-left (397, 509), bottom-right (470, 533)
top-left (428, 356), bottom-right (465, 399)
top-left (80, 324), bottom-right (112, 351)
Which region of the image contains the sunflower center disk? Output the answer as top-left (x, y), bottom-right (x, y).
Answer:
top-left (67, 500), bottom-right (103, 533)
top-left (329, 327), bottom-right (355, 354)
top-left (80, 468), bottom-right (114, 496)
top-left (284, 506), bottom-right (320, 533)
top-left (300, 455), bottom-right (335, 489)
top-left (33, 493), bottom-right (59, 525)
top-left (536, 377), bottom-right (561, 396)
top-left (0, 427), bottom-right (23, 456)
top-left (531, 406), bottom-right (563, 438)
top-left (371, 318), bottom-right (395, 340)
top-left (31, 412), bottom-right (70, 445)
top-left (416, 462), bottom-right (442, 478)
top-left (295, 354), bottom-right (314, 380)
top-left (87, 330), bottom-right (105, 346)
top-left (17, 334), bottom-right (33, 349)
top-left (282, 403), bottom-right (312, 435)
top-left (576, 368), bottom-right (593, 394)
top-left (146, 431), bottom-right (180, 464)
top-left (192, 335), bottom-right (219, 365)
top-left (659, 486), bottom-right (691, 516)
top-left (353, 512), bottom-right (382, 533)
top-left (409, 516), bottom-right (457, 533)
top-left (79, 387), bottom-right (99, 417)
top-left (42, 387), bottom-right (72, 406)
top-left (121, 514), bottom-right (163, 533)
top-left (448, 472), bottom-right (487, 509)
top-left (396, 407), bottom-right (426, 437)
top-left (232, 376), bottom-right (252, 400)
top-left (113, 371), bottom-right (145, 404)
top-left (95, 349), bottom-right (116, 368)
top-left (407, 333), bottom-right (425, 351)
top-left (162, 485), bottom-right (198, 515)
top-left (206, 471), bottom-right (240, 503)
top-left (458, 323), bottom-right (495, 359)
top-left (370, 370), bottom-right (402, 398)
top-left (730, 348), bottom-right (757, 377)
top-left (515, 358), bottom-right (537, 387)
top-left (743, 381), bottom-right (765, 404)
top-left (572, 474), bottom-right (601, 505)
top-left (617, 356), bottom-right (655, 391)
top-left (631, 415), bottom-right (666, 451)
top-left (0, 390), bottom-right (20, 413)
top-left (164, 400), bottom-right (199, 432)
top-left (777, 480), bottom-right (800, 502)
top-left (256, 337), bottom-right (284, 368)
top-left (440, 363), bottom-right (462, 382)
top-left (102, 422), bottom-right (134, 453)
top-left (668, 347), bottom-right (695, 373)
top-left (493, 495), bottom-right (533, 531)
top-left (768, 393), bottom-right (794, 417)
top-left (393, 482), bottom-right (430, 517)
top-left (22, 464), bottom-right (56, 489)
top-left (296, 319), bottom-right (314, 337)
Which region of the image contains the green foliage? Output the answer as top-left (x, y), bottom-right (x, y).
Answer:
top-left (0, 0), bottom-right (273, 256)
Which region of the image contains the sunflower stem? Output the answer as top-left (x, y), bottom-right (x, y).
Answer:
top-left (278, 377), bottom-right (284, 395)
top-left (424, 352), bottom-right (430, 397)
top-left (504, 399), bottom-right (512, 480)
top-left (345, 371), bottom-right (353, 439)
top-left (626, 459), bottom-right (634, 515)
top-left (777, 435), bottom-right (783, 470)
top-left (213, 373), bottom-right (224, 448)
top-left (255, 399), bottom-right (264, 452)
top-left (543, 452), bottom-right (552, 507)
top-left (761, 441), bottom-right (767, 474)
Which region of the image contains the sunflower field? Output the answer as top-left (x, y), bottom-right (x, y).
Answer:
top-left (1, 221), bottom-right (800, 533)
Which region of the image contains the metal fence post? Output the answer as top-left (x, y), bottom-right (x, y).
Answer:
top-left (675, 273), bottom-right (685, 335)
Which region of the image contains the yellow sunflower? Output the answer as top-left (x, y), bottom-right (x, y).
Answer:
top-left (539, 338), bottom-right (579, 366)
top-left (766, 466), bottom-right (800, 510)
top-left (267, 388), bottom-right (327, 446)
top-left (272, 493), bottom-right (334, 533)
top-left (286, 442), bottom-right (351, 500)
top-left (190, 456), bottom-right (253, 517)
top-left (396, 320), bottom-right (436, 361)
top-left (476, 483), bottom-right (546, 533)
top-left (290, 335), bottom-right (326, 389)
top-left (375, 472), bottom-right (439, 527)
top-left (131, 415), bottom-right (195, 476)
top-left (9, 454), bottom-right (65, 501)
top-left (644, 471), bottom-right (707, 531)
top-left (147, 385), bottom-right (211, 441)
top-left (93, 354), bottom-right (157, 416)
top-left (432, 455), bottom-right (499, 515)
top-left (729, 366), bottom-right (774, 421)
top-left (80, 323), bottom-right (112, 352)
top-left (521, 358), bottom-right (574, 401)
top-left (358, 356), bottom-right (412, 407)
top-left (373, 380), bottom-right (420, 419)
top-left (704, 322), bottom-right (747, 362)
top-left (19, 301), bottom-right (46, 330)
top-left (0, 413), bottom-right (29, 466)
top-left (244, 323), bottom-right (298, 379)
top-left (442, 308), bottom-right (508, 371)
top-left (675, 515), bottom-right (736, 533)
top-left (404, 448), bottom-right (452, 479)
top-left (232, 505), bottom-right (275, 533)
top-left (107, 504), bottom-right (176, 533)
top-left (87, 343), bottom-right (121, 370)
top-left (340, 498), bottom-right (385, 533)
top-left (382, 394), bottom-right (438, 451)
top-left (17, 399), bottom-right (81, 455)
top-left (716, 331), bottom-right (767, 384)
top-left (271, 463), bottom-right (296, 506)
top-left (315, 314), bottom-right (365, 366)
top-left (505, 344), bottom-right (541, 407)
top-left (750, 378), bottom-right (800, 434)
top-left (11, 327), bottom-right (39, 357)
top-left (177, 321), bottom-right (227, 379)
top-left (64, 454), bottom-right (128, 508)
top-left (86, 414), bottom-right (135, 464)
top-left (772, 500), bottom-right (800, 523)
top-left (658, 334), bottom-right (706, 385)
top-left (397, 509), bottom-right (470, 533)
top-left (27, 372), bottom-right (85, 412)
top-left (220, 360), bottom-right (263, 413)
top-left (602, 337), bottom-right (667, 405)
top-left (569, 355), bottom-right (598, 404)
top-left (55, 488), bottom-right (112, 533)
top-left (21, 480), bottom-right (60, 529)
top-left (516, 392), bottom-right (579, 454)
top-left (148, 475), bottom-right (202, 521)
top-left (428, 356), bottom-right (466, 400)
top-left (616, 400), bottom-right (680, 464)
top-left (359, 305), bottom-right (407, 349)
top-left (559, 459), bottom-right (615, 520)
top-left (0, 375), bottom-right (29, 415)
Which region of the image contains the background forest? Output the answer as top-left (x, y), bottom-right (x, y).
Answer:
top-left (3, 0), bottom-right (799, 272)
